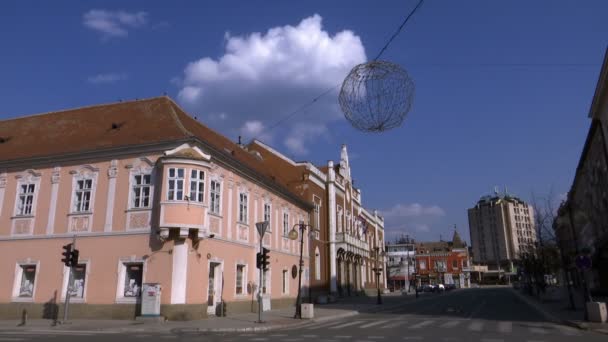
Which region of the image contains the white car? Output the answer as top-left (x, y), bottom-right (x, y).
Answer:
top-left (437, 284), bottom-right (445, 291)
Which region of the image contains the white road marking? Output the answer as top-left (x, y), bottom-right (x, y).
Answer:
top-left (408, 320), bottom-right (434, 329)
top-left (367, 337), bottom-right (385, 339)
top-left (360, 321), bottom-right (388, 328)
top-left (439, 321), bottom-right (461, 328)
top-left (330, 321), bottom-right (365, 329)
top-left (270, 335), bottom-right (288, 337)
top-left (251, 339), bottom-right (268, 341)
top-left (497, 321), bottom-right (512, 333)
top-left (306, 321), bottom-right (344, 330)
top-left (468, 321), bottom-right (483, 332)
top-left (381, 321), bottom-right (407, 329)
top-left (302, 336), bottom-right (318, 338)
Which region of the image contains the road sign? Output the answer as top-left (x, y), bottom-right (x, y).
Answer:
top-left (256, 221), bottom-right (268, 237)
top-left (575, 255), bottom-right (592, 270)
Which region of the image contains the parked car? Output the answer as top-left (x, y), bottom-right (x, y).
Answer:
top-left (422, 284), bottom-right (434, 292)
top-left (445, 284), bottom-right (456, 291)
top-left (436, 284), bottom-right (445, 292)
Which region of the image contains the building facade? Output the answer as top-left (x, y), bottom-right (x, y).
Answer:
top-left (0, 97), bottom-right (313, 320)
top-left (413, 231), bottom-right (471, 288)
top-left (247, 141), bottom-right (387, 301)
top-left (385, 236), bottom-right (416, 291)
top-left (468, 192), bottom-right (536, 274)
top-left (554, 48), bottom-right (608, 294)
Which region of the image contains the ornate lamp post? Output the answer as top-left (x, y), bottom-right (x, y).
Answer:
top-left (288, 223), bottom-right (313, 319)
top-left (373, 246), bottom-right (385, 305)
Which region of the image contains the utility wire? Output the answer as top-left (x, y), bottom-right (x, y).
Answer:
top-left (250, 1), bottom-right (425, 142)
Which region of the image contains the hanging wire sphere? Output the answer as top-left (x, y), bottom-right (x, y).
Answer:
top-left (339, 60), bottom-right (415, 132)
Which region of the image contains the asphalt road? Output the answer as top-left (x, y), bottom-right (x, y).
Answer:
top-left (0, 288), bottom-right (605, 342)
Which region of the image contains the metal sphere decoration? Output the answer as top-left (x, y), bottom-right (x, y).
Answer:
top-left (339, 60), bottom-right (415, 132)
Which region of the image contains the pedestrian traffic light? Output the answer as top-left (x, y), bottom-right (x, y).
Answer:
top-left (256, 252), bottom-right (263, 269)
top-left (70, 248), bottom-right (80, 267)
top-left (261, 247), bottom-right (270, 271)
top-left (61, 243), bottom-right (73, 267)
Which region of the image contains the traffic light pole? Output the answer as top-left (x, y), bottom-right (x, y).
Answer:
top-left (258, 237), bottom-right (264, 323)
top-left (62, 235), bottom-right (76, 323)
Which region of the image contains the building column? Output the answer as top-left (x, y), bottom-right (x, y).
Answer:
top-left (46, 167), bottom-right (61, 235)
top-left (328, 161), bottom-right (337, 293)
top-left (171, 239), bottom-right (188, 304)
top-left (104, 160), bottom-right (118, 232)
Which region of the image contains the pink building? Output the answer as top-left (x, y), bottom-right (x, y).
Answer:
top-left (0, 97), bottom-right (312, 320)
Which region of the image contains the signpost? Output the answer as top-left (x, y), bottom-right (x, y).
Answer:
top-left (255, 221), bottom-right (269, 323)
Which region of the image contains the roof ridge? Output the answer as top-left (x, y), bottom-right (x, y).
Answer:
top-left (0, 96), bottom-right (170, 123)
top-left (165, 98), bottom-right (194, 138)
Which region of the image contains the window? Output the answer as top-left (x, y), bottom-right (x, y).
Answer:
top-left (419, 260), bottom-right (426, 270)
top-left (452, 260), bottom-right (458, 269)
top-left (132, 174), bottom-right (151, 208)
top-left (18, 265), bottom-right (37, 298)
top-left (17, 183), bottom-right (36, 216)
top-left (190, 170), bottom-right (204, 202)
top-left (313, 201), bottom-right (321, 230)
top-left (264, 203), bottom-right (271, 226)
top-left (67, 264), bottom-right (87, 298)
top-left (282, 270), bottom-right (288, 294)
top-left (123, 263), bottom-right (143, 297)
top-left (239, 193), bottom-right (248, 223)
top-left (210, 180), bottom-right (221, 214)
top-left (283, 212), bottom-right (289, 236)
top-left (74, 179), bottom-right (93, 212)
top-left (236, 265), bottom-right (245, 295)
top-left (167, 168), bottom-right (184, 200)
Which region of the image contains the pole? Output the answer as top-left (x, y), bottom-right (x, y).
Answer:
top-left (62, 235), bottom-right (76, 323)
top-left (294, 224), bottom-right (305, 319)
top-left (258, 237), bottom-right (263, 323)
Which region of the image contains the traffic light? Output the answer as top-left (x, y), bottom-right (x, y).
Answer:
top-left (261, 247), bottom-right (270, 271)
top-left (256, 252), bottom-right (263, 269)
top-left (70, 248), bottom-right (80, 267)
top-left (61, 243), bottom-right (73, 267)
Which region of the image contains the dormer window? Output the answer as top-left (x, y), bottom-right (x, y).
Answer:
top-left (167, 168), bottom-right (184, 200)
top-left (17, 184), bottom-right (36, 216)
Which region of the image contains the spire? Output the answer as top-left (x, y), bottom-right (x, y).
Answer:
top-left (339, 144), bottom-right (351, 179)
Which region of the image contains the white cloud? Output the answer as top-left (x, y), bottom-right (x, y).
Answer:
top-left (177, 14), bottom-right (366, 156)
top-left (87, 73), bottom-right (128, 84)
top-left (380, 203), bottom-right (446, 218)
top-left (83, 9), bottom-right (148, 38)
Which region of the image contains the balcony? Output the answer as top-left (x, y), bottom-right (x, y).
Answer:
top-left (335, 232), bottom-right (370, 258)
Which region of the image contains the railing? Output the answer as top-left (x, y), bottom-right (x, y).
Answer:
top-left (335, 232), bottom-right (369, 251)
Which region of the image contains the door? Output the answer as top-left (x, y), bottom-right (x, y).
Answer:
top-left (207, 262), bottom-right (221, 315)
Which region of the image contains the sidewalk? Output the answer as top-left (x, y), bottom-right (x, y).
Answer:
top-left (511, 287), bottom-right (608, 335)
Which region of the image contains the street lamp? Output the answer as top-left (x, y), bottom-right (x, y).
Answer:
top-left (373, 246), bottom-right (384, 305)
top-left (288, 222), bottom-right (313, 319)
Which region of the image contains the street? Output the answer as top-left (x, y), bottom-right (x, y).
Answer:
top-left (0, 287), bottom-right (604, 341)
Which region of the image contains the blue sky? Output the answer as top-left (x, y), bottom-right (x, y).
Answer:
top-left (1, 0), bottom-right (607, 243)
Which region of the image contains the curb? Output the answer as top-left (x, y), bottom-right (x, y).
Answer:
top-left (509, 288), bottom-right (588, 331)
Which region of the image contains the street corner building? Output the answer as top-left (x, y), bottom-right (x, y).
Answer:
top-left (0, 97), bottom-right (314, 320)
top-left (246, 141), bottom-right (387, 302)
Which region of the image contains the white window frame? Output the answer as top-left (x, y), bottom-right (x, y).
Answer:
top-left (12, 261), bottom-right (40, 302)
top-left (15, 183), bottom-right (36, 216)
top-left (419, 260), bottom-right (427, 270)
top-left (238, 192), bottom-right (248, 223)
top-left (167, 167), bottom-right (185, 201)
top-left (235, 263), bottom-right (247, 296)
top-left (13, 170), bottom-right (41, 218)
top-left (283, 212), bottom-right (290, 237)
top-left (209, 179), bottom-right (222, 215)
top-left (129, 172), bottom-right (153, 209)
top-left (70, 167), bottom-right (98, 214)
top-left (264, 203), bottom-right (272, 231)
top-left (115, 259), bottom-right (146, 303)
top-left (61, 260), bottom-right (90, 302)
top-left (282, 269), bottom-right (289, 295)
top-left (189, 169), bottom-right (205, 203)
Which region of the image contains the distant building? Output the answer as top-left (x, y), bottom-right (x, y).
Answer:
top-left (467, 191), bottom-right (536, 274)
top-left (385, 235), bottom-right (416, 291)
top-left (413, 230), bottom-right (471, 288)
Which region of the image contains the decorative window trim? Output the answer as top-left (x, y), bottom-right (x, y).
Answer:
top-left (115, 258), bottom-right (146, 303)
top-left (127, 164), bottom-right (154, 210)
top-left (235, 263), bottom-right (247, 297)
top-left (61, 260), bottom-right (91, 302)
top-left (13, 170), bottom-right (41, 217)
top-left (238, 191), bottom-right (249, 224)
top-left (69, 166), bottom-right (99, 214)
top-left (12, 260), bottom-right (40, 302)
top-left (209, 177), bottom-right (223, 215)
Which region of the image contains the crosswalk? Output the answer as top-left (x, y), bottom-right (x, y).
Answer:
top-left (297, 318), bottom-right (581, 337)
